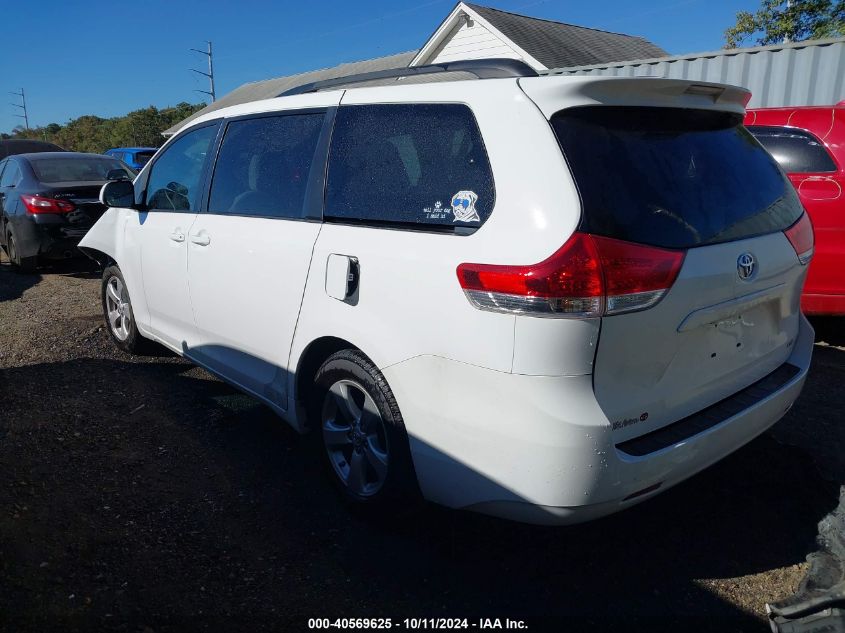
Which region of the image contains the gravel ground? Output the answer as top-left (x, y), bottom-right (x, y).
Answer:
top-left (0, 253), bottom-right (843, 632)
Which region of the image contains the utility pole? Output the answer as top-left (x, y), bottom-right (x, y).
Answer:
top-left (10, 88), bottom-right (29, 129)
top-left (190, 41), bottom-right (216, 102)
top-left (784, 0), bottom-right (793, 44)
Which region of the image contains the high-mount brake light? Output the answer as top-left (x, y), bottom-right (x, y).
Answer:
top-left (20, 194), bottom-right (76, 215)
top-left (456, 232), bottom-right (685, 318)
top-left (783, 213), bottom-right (814, 265)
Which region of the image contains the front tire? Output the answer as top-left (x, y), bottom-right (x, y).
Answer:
top-left (313, 350), bottom-right (419, 507)
top-left (102, 265), bottom-right (145, 354)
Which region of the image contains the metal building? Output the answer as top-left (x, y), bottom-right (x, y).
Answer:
top-left (547, 37), bottom-right (845, 108)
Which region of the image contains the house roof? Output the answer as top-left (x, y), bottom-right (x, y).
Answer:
top-left (163, 3), bottom-right (668, 136)
top-left (464, 3), bottom-right (667, 69)
top-left (163, 51), bottom-right (416, 136)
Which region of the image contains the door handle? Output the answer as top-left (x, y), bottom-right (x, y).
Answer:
top-left (169, 231), bottom-right (185, 243)
top-left (190, 233), bottom-right (211, 246)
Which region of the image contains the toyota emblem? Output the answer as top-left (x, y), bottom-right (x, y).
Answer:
top-left (737, 253), bottom-right (756, 280)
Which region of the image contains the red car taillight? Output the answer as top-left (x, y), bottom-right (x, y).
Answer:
top-left (20, 194), bottom-right (75, 215)
top-left (456, 232), bottom-right (686, 318)
top-left (784, 212), bottom-right (814, 265)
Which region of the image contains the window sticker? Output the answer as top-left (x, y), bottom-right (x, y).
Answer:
top-left (451, 190), bottom-right (480, 222)
top-left (423, 199), bottom-right (449, 220)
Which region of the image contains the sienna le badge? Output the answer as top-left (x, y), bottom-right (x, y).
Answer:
top-left (451, 190), bottom-right (480, 223)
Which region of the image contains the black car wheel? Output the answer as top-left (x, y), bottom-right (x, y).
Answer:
top-left (6, 231), bottom-right (36, 273)
top-left (313, 349), bottom-right (419, 507)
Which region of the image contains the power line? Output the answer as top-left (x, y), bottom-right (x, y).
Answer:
top-left (10, 88), bottom-right (29, 130)
top-left (190, 41), bottom-right (216, 102)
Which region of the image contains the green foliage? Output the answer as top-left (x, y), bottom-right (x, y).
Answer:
top-left (725, 0), bottom-right (845, 47)
top-left (4, 102), bottom-right (206, 152)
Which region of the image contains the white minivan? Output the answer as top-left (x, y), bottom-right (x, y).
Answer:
top-left (81, 60), bottom-right (815, 525)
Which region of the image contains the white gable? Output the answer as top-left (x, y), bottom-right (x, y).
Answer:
top-left (411, 2), bottom-right (546, 70)
top-left (427, 16), bottom-right (521, 64)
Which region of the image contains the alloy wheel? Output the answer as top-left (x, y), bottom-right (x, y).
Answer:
top-left (105, 276), bottom-right (132, 341)
top-left (321, 379), bottom-right (390, 497)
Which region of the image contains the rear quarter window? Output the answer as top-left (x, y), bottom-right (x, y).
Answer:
top-left (0, 161), bottom-right (20, 187)
top-left (747, 125), bottom-right (837, 173)
top-left (325, 104), bottom-right (495, 232)
top-left (552, 107), bottom-right (804, 249)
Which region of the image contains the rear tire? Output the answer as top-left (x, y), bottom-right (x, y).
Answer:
top-left (312, 349), bottom-right (419, 508)
top-left (7, 232), bottom-right (37, 273)
top-left (101, 265), bottom-right (146, 354)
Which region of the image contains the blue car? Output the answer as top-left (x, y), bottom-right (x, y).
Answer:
top-left (104, 147), bottom-right (157, 172)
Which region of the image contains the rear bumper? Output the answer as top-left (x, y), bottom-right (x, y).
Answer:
top-left (11, 218), bottom-right (88, 260)
top-left (383, 314), bottom-right (814, 525)
top-left (39, 236), bottom-right (85, 260)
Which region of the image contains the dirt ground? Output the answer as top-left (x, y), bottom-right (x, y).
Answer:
top-left (1, 253), bottom-right (843, 632)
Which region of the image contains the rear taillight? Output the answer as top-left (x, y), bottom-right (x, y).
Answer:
top-left (20, 194), bottom-right (75, 215)
top-left (456, 232), bottom-right (685, 318)
top-left (784, 213), bottom-right (814, 265)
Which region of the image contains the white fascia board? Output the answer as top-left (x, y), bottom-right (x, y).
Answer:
top-left (410, 2), bottom-right (465, 67)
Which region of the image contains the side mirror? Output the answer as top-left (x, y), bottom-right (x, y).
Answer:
top-left (106, 168), bottom-right (130, 181)
top-left (100, 179), bottom-right (136, 208)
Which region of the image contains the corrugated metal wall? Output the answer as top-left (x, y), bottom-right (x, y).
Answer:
top-left (546, 38), bottom-right (845, 108)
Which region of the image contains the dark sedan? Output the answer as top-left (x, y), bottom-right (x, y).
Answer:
top-left (0, 153), bottom-right (134, 272)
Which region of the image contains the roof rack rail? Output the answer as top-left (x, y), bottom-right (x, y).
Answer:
top-left (278, 58), bottom-right (538, 97)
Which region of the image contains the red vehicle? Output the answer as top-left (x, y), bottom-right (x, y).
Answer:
top-left (745, 104), bottom-right (845, 315)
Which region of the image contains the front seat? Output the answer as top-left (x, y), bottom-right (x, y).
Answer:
top-left (229, 151), bottom-right (285, 215)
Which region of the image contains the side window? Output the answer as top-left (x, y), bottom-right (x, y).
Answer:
top-left (208, 113), bottom-right (324, 218)
top-left (748, 125), bottom-right (837, 173)
top-left (0, 161), bottom-right (20, 188)
top-left (145, 124), bottom-right (218, 211)
top-left (325, 104), bottom-right (495, 229)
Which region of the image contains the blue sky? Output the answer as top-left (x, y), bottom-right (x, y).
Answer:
top-left (1, 0), bottom-right (760, 133)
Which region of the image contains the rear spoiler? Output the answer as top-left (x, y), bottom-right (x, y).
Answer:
top-left (520, 76), bottom-right (752, 119)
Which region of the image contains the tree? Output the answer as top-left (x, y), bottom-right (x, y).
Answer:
top-left (725, 0), bottom-right (845, 48)
top-left (0, 102), bottom-right (206, 152)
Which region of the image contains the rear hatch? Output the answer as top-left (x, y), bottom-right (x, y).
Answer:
top-left (548, 105), bottom-right (810, 443)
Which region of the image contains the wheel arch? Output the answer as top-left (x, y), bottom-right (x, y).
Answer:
top-left (293, 335), bottom-right (366, 431)
top-left (77, 206), bottom-right (125, 270)
top-left (78, 246), bottom-right (115, 268)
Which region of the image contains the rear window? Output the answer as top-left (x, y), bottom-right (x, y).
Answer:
top-left (135, 151), bottom-right (155, 166)
top-left (325, 104), bottom-right (495, 232)
top-left (747, 125), bottom-right (837, 173)
top-left (552, 107), bottom-right (803, 249)
top-left (31, 157), bottom-right (133, 183)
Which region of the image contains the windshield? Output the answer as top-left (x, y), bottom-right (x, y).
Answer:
top-left (551, 107), bottom-right (804, 249)
top-left (30, 157), bottom-right (133, 183)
